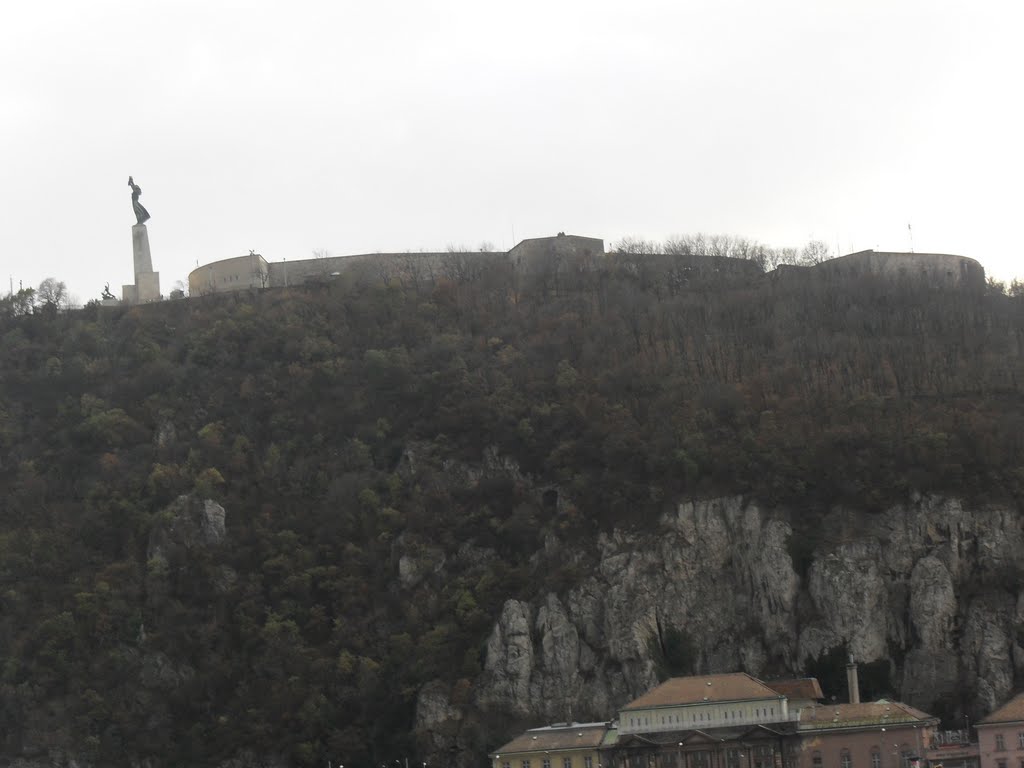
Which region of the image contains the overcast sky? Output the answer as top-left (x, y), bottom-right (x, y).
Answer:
top-left (2, 0), bottom-right (1021, 303)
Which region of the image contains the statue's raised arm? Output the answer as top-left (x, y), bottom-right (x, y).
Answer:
top-left (128, 176), bottom-right (151, 225)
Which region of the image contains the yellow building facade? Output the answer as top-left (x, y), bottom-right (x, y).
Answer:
top-left (491, 723), bottom-right (610, 768)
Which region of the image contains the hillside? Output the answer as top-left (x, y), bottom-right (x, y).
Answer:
top-left (1, 256), bottom-right (1023, 768)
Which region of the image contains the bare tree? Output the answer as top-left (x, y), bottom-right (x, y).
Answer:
top-left (37, 277), bottom-right (68, 310)
top-left (311, 248), bottom-right (333, 282)
top-left (798, 240), bottom-right (833, 266)
top-left (613, 237), bottom-right (662, 254)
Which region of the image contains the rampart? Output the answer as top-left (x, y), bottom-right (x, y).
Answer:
top-left (187, 234), bottom-right (606, 296)
top-left (610, 251), bottom-right (764, 281)
top-left (189, 252), bottom-right (269, 296)
top-left (813, 250), bottom-right (985, 288)
top-left (187, 237), bottom-right (985, 298)
top-left (508, 234), bottom-right (606, 274)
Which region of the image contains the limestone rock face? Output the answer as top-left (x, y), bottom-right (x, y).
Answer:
top-left (417, 494), bottom-right (1024, 768)
top-left (147, 495), bottom-right (227, 563)
top-left (476, 600), bottom-right (534, 716)
top-left (415, 680), bottom-right (464, 756)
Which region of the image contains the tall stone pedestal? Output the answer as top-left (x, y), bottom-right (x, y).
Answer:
top-left (122, 223), bottom-right (160, 303)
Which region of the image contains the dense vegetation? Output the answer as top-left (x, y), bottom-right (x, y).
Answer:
top-left (1, 255), bottom-right (1023, 767)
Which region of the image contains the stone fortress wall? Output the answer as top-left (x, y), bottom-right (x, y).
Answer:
top-left (189, 252), bottom-right (270, 296)
top-left (814, 250), bottom-right (986, 288)
top-left (187, 234), bottom-right (985, 297)
top-left (188, 234), bottom-right (607, 296)
top-left (778, 250), bottom-right (986, 289)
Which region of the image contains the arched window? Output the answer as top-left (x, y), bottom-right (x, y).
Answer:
top-left (870, 750), bottom-right (880, 768)
top-left (841, 750), bottom-right (852, 768)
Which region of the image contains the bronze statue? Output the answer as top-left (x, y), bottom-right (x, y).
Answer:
top-left (101, 283), bottom-right (115, 300)
top-left (128, 176), bottom-right (150, 225)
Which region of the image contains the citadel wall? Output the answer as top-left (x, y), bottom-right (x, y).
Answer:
top-left (188, 252), bottom-right (269, 296)
top-left (812, 250), bottom-right (985, 288)
top-left (264, 251), bottom-right (481, 289)
top-left (186, 237), bottom-right (984, 298)
top-left (508, 234), bottom-right (605, 274)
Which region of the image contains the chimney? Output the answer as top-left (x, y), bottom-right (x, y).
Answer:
top-left (846, 655), bottom-right (860, 704)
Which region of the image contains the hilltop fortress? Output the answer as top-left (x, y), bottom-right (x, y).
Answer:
top-left (186, 233), bottom-right (985, 296)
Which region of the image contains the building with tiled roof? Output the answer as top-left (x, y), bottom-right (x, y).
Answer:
top-left (624, 674), bottom-right (785, 710)
top-left (619, 673), bottom-right (792, 736)
top-left (976, 692), bottom-right (1024, 768)
top-left (766, 679), bottom-right (824, 708)
top-left (797, 701), bottom-right (936, 731)
top-left (792, 699), bottom-right (938, 768)
top-left (490, 668), bottom-right (944, 768)
top-left (490, 722), bottom-right (611, 768)
top-left (611, 673), bottom-right (799, 768)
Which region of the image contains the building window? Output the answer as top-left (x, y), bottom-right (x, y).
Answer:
top-left (812, 753), bottom-right (822, 768)
top-left (523, 761), bottom-right (530, 768)
top-left (997, 760), bottom-right (1007, 768)
top-left (871, 751), bottom-right (880, 768)
top-left (841, 750), bottom-right (852, 768)
top-left (998, 735), bottom-right (1007, 751)
top-left (693, 752), bottom-right (710, 768)
top-left (900, 752), bottom-right (912, 768)
top-left (585, 758), bottom-right (593, 768)
top-left (543, 760), bottom-right (550, 768)
top-left (505, 762), bottom-right (512, 768)
top-left (564, 759), bottom-right (571, 768)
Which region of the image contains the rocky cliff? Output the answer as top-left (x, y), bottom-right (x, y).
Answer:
top-left (414, 494), bottom-right (1024, 767)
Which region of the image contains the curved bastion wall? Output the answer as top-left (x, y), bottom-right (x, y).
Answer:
top-left (810, 250), bottom-right (986, 288)
top-left (188, 252), bottom-right (269, 295)
top-left (187, 235), bottom-right (607, 296)
top-left (188, 236), bottom-right (985, 297)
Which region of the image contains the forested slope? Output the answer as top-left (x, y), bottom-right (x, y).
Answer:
top-left (1, 258), bottom-right (1023, 767)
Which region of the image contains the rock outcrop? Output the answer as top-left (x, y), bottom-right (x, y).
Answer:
top-left (414, 495), bottom-right (1024, 768)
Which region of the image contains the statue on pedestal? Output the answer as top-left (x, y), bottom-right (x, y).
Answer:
top-left (128, 176), bottom-right (150, 225)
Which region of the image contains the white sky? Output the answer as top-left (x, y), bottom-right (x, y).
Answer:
top-left (2, 0), bottom-right (1021, 303)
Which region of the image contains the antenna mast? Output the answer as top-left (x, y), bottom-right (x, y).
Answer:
top-left (908, 222), bottom-right (914, 253)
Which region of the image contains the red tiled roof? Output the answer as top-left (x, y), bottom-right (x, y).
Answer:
top-left (622, 673), bottom-right (782, 710)
top-left (492, 724), bottom-right (609, 756)
top-left (798, 701), bottom-right (936, 729)
top-left (979, 692), bottom-right (1024, 726)
top-left (765, 679), bottom-right (824, 701)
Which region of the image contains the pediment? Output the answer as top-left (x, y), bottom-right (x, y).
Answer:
top-left (681, 731), bottom-right (720, 745)
top-left (616, 733), bottom-right (662, 748)
top-left (736, 724), bottom-right (792, 739)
